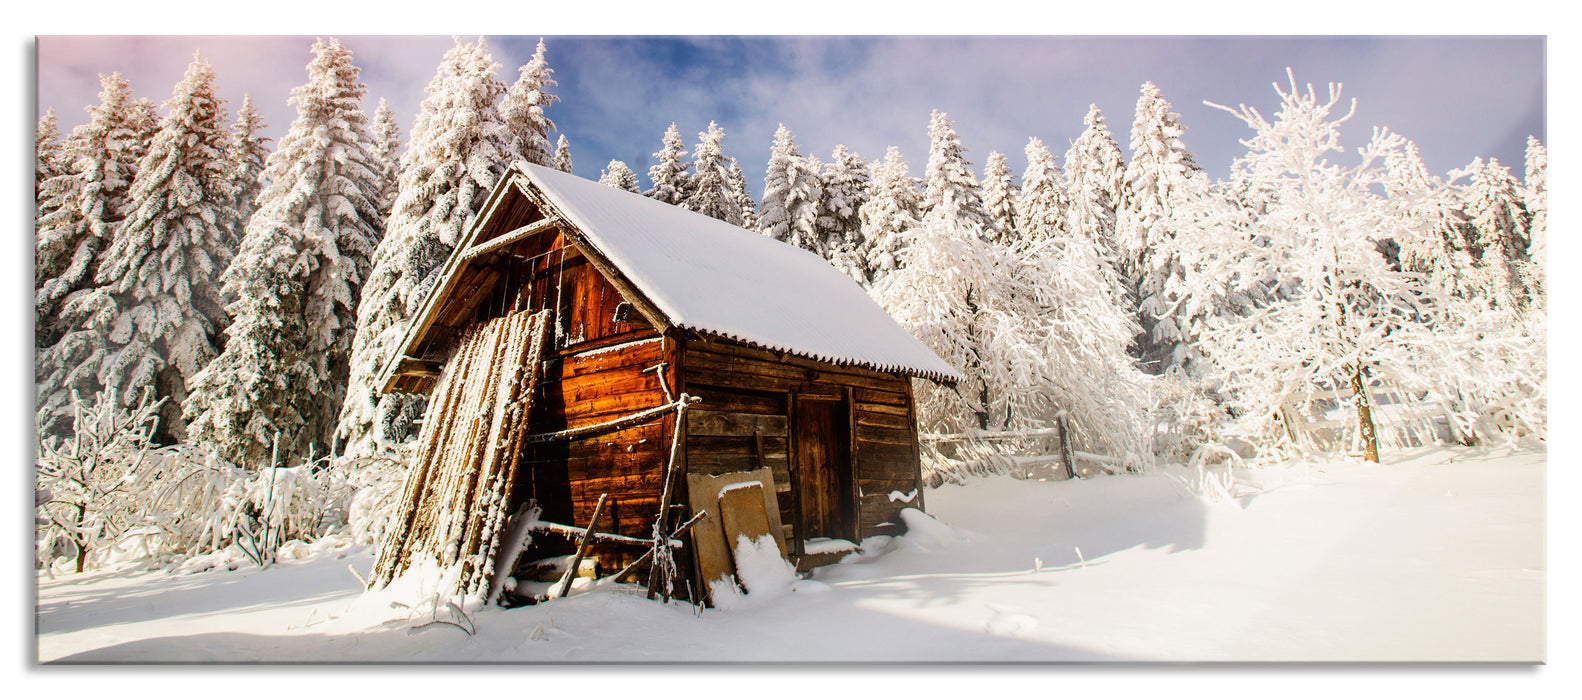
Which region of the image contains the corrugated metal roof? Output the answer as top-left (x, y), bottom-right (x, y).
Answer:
top-left (519, 162), bottom-right (962, 384)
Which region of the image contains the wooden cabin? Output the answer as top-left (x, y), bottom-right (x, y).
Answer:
top-left (371, 162), bottom-right (960, 605)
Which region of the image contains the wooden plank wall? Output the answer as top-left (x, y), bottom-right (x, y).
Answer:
top-left (679, 339), bottom-right (924, 545)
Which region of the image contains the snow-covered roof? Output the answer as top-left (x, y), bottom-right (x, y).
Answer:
top-left (518, 162), bottom-right (961, 383)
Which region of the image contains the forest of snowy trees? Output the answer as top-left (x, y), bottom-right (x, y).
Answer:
top-left (35, 39), bottom-right (1545, 576)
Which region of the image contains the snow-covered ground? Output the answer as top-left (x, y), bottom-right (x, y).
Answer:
top-left (34, 446), bottom-right (1551, 670)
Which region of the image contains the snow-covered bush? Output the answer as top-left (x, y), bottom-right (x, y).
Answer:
top-left (35, 388), bottom-right (164, 573)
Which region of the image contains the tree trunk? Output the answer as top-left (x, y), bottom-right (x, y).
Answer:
top-left (1350, 366), bottom-right (1380, 463)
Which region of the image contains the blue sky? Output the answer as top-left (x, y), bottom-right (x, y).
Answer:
top-left (34, 34), bottom-right (1545, 201)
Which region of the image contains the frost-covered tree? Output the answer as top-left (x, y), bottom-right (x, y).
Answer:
top-left (599, 159), bottom-right (641, 193)
top-left (1119, 81), bottom-right (1202, 374)
top-left (816, 145), bottom-right (870, 284)
top-left (646, 123), bottom-right (690, 206)
top-left (36, 108), bottom-right (66, 199)
top-left (979, 151), bottom-right (1018, 245)
top-left (1523, 136), bottom-right (1546, 272)
top-left (726, 160), bottom-right (757, 230)
top-left (499, 38), bottom-right (558, 168)
top-left (682, 121), bottom-right (741, 224)
top-left (1064, 104), bottom-right (1126, 255)
top-left (185, 37), bottom-right (386, 468)
top-left (1460, 157), bottom-right (1532, 313)
top-left (858, 146), bottom-right (921, 284)
top-left (74, 54), bottom-right (241, 440)
top-left (921, 110), bottom-right (989, 231)
top-left (872, 205), bottom-right (1148, 463)
top-left (552, 133), bottom-right (573, 173)
top-left (338, 37), bottom-right (516, 459)
top-left (1016, 137), bottom-right (1066, 241)
top-left (230, 95), bottom-right (271, 243)
top-left (369, 97), bottom-right (403, 214)
top-left (757, 124), bottom-right (822, 252)
top-left (1186, 72), bottom-right (1436, 463)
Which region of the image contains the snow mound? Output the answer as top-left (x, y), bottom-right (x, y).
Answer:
top-left (895, 507), bottom-right (965, 550)
top-left (709, 534), bottom-right (800, 609)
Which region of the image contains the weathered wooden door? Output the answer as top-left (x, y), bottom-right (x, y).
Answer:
top-left (792, 397), bottom-right (853, 543)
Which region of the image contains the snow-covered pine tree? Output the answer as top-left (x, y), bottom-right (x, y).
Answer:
top-left (980, 151), bottom-right (1019, 244)
top-left (1384, 140), bottom-right (1478, 306)
top-left (815, 145), bottom-right (870, 283)
top-left (1522, 136), bottom-right (1546, 300)
top-left (36, 108), bottom-right (66, 200)
top-left (1119, 81), bottom-right (1202, 375)
top-left (858, 146), bottom-right (921, 284)
top-left (499, 38), bottom-right (558, 168)
top-left (1460, 156), bottom-right (1532, 314)
top-left (599, 159), bottom-right (642, 193)
top-left (1064, 104), bottom-right (1127, 255)
top-left (757, 124), bottom-right (822, 252)
top-left (229, 94), bottom-right (271, 245)
top-left (1189, 71), bottom-right (1437, 463)
top-left (980, 151), bottom-right (1018, 246)
top-left (921, 110), bottom-right (989, 231)
top-left (1016, 137), bottom-right (1067, 241)
top-left (184, 37), bottom-right (387, 468)
top-left (726, 160), bottom-right (757, 229)
top-left (682, 121), bottom-right (740, 223)
top-left (36, 75), bottom-right (149, 335)
top-left (647, 123), bottom-right (690, 206)
top-left (35, 77), bottom-right (155, 438)
top-left (337, 37), bottom-right (517, 459)
top-left (370, 97), bottom-right (403, 215)
top-left (552, 133), bottom-right (573, 173)
top-left (77, 53), bottom-right (241, 439)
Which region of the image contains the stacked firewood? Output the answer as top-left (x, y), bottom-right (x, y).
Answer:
top-left (368, 308), bottom-right (551, 599)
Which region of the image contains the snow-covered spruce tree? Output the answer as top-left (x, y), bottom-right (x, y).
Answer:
top-left (1016, 137), bottom-right (1067, 241)
top-left (35, 77), bottom-right (158, 438)
top-left (1523, 136), bottom-right (1546, 276)
top-left (757, 124), bottom-right (822, 252)
top-left (1189, 72), bottom-right (1436, 463)
top-left (646, 123), bottom-right (690, 206)
top-left (499, 37), bottom-right (558, 168)
top-left (979, 150), bottom-right (1018, 246)
top-left (72, 54), bottom-right (241, 441)
top-left (599, 159), bottom-right (642, 192)
top-left (1064, 104), bottom-right (1127, 257)
top-left (1119, 81), bottom-right (1203, 375)
top-left (682, 121), bottom-right (742, 224)
top-left (36, 108), bottom-right (66, 199)
top-left (921, 110), bottom-right (989, 232)
top-left (338, 37), bottom-right (517, 460)
top-left (185, 37), bottom-right (387, 468)
top-left (726, 160), bottom-right (757, 230)
top-left (230, 95), bottom-right (271, 244)
top-left (1459, 157), bottom-right (1532, 314)
top-left (553, 133), bottom-right (573, 173)
top-left (816, 144), bottom-right (871, 284)
top-left (859, 146), bottom-right (922, 284)
top-left (36, 74), bottom-right (150, 335)
top-left (369, 97), bottom-right (403, 215)
top-left (1384, 140), bottom-right (1479, 307)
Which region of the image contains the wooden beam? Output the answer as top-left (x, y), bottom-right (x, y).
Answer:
top-left (459, 216), bottom-right (561, 262)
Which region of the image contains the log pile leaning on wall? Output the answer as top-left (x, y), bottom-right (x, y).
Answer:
top-left (369, 308), bottom-right (551, 599)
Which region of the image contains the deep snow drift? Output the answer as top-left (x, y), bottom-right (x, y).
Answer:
top-left (36, 445), bottom-right (1544, 664)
